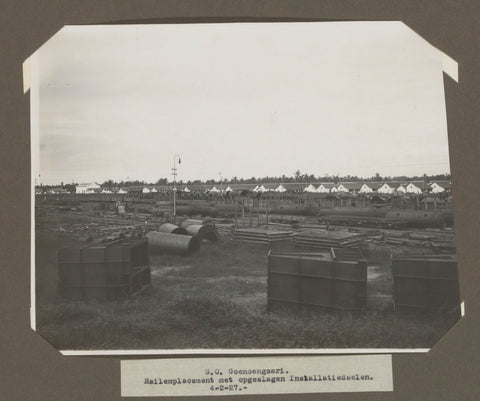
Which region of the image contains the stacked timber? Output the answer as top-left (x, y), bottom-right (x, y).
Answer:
top-left (232, 228), bottom-right (293, 244)
top-left (294, 230), bottom-right (366, 248)
top-left (384, 230), bottom-right (456, 252)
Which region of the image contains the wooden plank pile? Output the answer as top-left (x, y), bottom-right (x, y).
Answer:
top-left (231, 227), bottom-right (294, 244)
top-left (294, 229), bottom-right (366, 248)
top-left (384, 231), bottom-right (456, 252)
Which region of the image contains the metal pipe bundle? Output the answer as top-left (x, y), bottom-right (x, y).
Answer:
top-left (146, 231), bottom-right (200, 255)
top-left (157, 223), bottom-right (189, 235)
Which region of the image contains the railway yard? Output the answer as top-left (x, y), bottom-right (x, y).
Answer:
top-left (35, 192), bottom-right (460, 350)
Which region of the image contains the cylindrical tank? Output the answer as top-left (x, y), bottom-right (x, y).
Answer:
top-left (185, 224), bottom-right (219, 242)
top-left (146, 231), bottom-right (200, 255)
top-left (269, 206), bottom-right (316, 216)
top-left (385, 210), bottom-right (446, 228)
top-left (438, 210), bottom-right (454, 226)
top-left (215, 204), bottom-right (238, 216)
top-left (157, 223), bottom-right (189, 235)
top-left (173, 205), bottom-right (192, 215)
top-left (319, 207), bottom-right (389, 218)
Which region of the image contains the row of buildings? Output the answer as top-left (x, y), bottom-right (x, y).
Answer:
top-left (55, 180), bottom-right (452, 195)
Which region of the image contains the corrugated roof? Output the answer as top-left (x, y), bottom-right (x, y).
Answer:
top-left (229, 183), bottom-right (257, 191)
top-left (280, 182), bottom-right (309, 190)
top-left (339, 182), bottom-right (363, 190)
top-left (262, 183), bottom-right (279, 190)
top-left (361, 182), bottom-right (383, 190)
top-left (125, 186), bottom-right (144, 192)
top-left (384, 181), bottom-right (407, 188)
top-left (405, 181), bottom-right (427, 189)
top-left (185, 184), bottom-right (211, 191)
top-left (318, 182), bottom-right (335, 188)
top-left (152, 185), bottom-right (169, 191)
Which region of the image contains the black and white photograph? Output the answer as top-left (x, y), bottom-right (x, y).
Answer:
top-left (32, 21), bottom-right (461, 353)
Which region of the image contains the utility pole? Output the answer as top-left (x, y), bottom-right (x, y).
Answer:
top-left (172, 154), bottom-right (181, 223)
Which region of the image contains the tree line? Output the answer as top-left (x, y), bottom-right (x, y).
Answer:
top-left (37, 172), bottom-right (451, 191)
top-left (100, 172), bottom-right (451, 188)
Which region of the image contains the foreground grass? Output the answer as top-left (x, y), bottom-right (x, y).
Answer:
top-left (37, 292), bottom-right (459, 350)
top-left (36, 232), bottom-right (460, 350)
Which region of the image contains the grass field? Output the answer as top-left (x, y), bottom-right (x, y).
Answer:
top-left (35, 217), bottom-right (460, 351)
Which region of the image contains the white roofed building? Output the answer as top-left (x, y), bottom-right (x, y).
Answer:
top-left (359, 183), bottom-right (374, 194)
top-left (430, 181), bottom-right (452, 193)
top-left (359, 182), bottom-right (382, 194)
top-left (342, 182), bottom-right (363, 193)
top-left (254, 184), bottom-right (275, 193)
top-left (377, 182), bottom-right (395, 194)
top-left (406, 181), bottom-right (425, 194)
top-left (76, 182), bottom-right (101, 194)
top-left (316, 183), bottom-right (335, 193)
top-left (336, 183), bottom-right (350, 193)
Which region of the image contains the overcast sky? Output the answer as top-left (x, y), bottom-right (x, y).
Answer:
top-left (35, 22), bottom-right (450, 185)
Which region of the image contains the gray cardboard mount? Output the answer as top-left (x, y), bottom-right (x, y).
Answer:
top-left (1, 1), bottom-right (479, 400)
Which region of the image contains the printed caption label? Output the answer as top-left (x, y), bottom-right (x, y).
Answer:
top-left (121, 355), bottom-right (393, 397)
